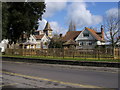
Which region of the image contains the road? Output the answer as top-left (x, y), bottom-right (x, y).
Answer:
top-left (1, 60), bottom-right (119, 88)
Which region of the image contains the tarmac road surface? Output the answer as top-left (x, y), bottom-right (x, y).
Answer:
top-left (1, 60), bottom-right (119, 89)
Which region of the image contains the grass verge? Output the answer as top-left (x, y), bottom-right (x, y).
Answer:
top-left (1, 54), bottom-right (120, 63)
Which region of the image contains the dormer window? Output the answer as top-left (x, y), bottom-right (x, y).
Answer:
top-left (83, 33), bottom-right (89, 37)
top-left (79, 42), bottom-right (84, 46)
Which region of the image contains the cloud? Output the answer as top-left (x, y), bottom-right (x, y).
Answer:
top-left (50, 21), bottom-right (67, 34)
top-left (37, 19), bottom-right (67, 34)
top-left (40, 2), bottom-right (103, 34)
top-left (66, 2), bottom-right (103, 28)
top-left (37, 19), bottom-right (47, 30)
top-left (43, 1), bottom-right (67, 18)
top-left (106, 8), bottom-right (118, 18)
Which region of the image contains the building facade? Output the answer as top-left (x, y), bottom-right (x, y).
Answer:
top-left (75, 27), bottom-right (105, 49)
top-left (62, 26), bottom-right (105, 49)
top-left (20, 21), bottom-right (52, 49)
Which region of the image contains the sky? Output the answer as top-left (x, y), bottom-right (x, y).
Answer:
top-left (37, 1), bottom-right (118, 35)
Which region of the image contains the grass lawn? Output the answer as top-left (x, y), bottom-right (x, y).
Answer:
top-left (1, 54), bottom-right (120, 63)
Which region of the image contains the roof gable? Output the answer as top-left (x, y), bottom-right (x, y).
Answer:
top-left (41, 34), bottom-right (51, 42)
top-left (28, 35), bottom-right (36, 42)
top-left (75, 27), bottom-right (104, 41)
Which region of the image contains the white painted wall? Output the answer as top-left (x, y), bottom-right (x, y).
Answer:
top-left (41, 34), bottom-right (51, 49)
top-left (28, 35), bottom-right (36, 43)
top-left (96, 41), bottom-right (105, 45)
top-left (39, 30), bottom-right (44, 35)
top-left (27, 34), bottom-right (51, 49)
top-left (48, 31), bottom-right (52, 38)
top-left (41, 34), bottom-right (50, 42)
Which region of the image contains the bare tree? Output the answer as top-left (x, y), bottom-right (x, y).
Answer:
top-left (104, 15), bottom-right (120, 57)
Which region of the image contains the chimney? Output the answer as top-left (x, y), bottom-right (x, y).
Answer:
top-left (101, 25), bottom-right (104, 41)
top-left (59, 34), bottom-right (62, 38)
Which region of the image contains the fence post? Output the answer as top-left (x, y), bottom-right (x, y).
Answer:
top-left (45, 49), bottom-right (47, 57)
top-left (98, 48), bottom-right (100, 60)
top-left (62, 48), bottom-right (64, 59)
top-left (53, 48), bottom-right (55, 57)
top-left (73, 49), bottom-right (74, 58)
top-left (94, 49), bottom-right (96, 58)
top-left (85, 49), bottom-right (86, 60)
top-left (12, 49), bottom-right (13, 55)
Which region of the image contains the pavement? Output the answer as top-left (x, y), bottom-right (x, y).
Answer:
top-left (1, 60), bottom-right (119, 89)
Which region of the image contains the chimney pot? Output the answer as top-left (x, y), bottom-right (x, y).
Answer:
top-left (59, 34), bottom-right (62, 37)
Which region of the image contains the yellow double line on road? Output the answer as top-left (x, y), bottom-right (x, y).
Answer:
top-left (0, 70), bottom-right (103, 88)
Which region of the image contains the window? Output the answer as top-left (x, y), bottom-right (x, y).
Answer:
top-left (83, 33), bottom-right (89, 37)
top-left (0, 48), bottom-right (1, 52)
top-left (34, 32), bottom-right (39, 35)
top-left (88, 42), bottom-right (92, 45)
top-left (31, 45), bottom-right (33, 48)
top-left (79, 42), bottom-right (84, 46)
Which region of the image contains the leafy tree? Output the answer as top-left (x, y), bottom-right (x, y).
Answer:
top-left (48, 34), bottom-right (63, 48)
top-left (2, 2), bottom-right (46, 43)
top-left (2, 2), bottom-right (9, 40)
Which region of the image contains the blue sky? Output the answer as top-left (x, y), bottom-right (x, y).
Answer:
top-left (38, 1), bottom-right (118, 35)
top-left (86, 2), bottom-right (118, 15)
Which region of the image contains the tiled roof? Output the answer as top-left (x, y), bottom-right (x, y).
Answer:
top-left (34, 34), bottom-right (44, 39)
top-left (96, 32), bottom-right (105, 41)
top-left (85, 27), bottom-right (103, 41)
top-left (62, 31), bottom-right (81, 42)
